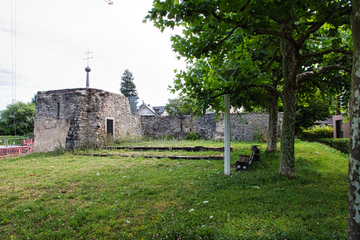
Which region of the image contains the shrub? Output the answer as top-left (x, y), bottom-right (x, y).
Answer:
top-left (299, 125), bottom-right (333, 141)
top-left (253, 126), bottom-right (267, 142)
top-left (186, 132), bottom-right (201, 140)
top-left (317, 138), bottom-right (349, 154)
top-left (165, 133), bottom-right (174, 140)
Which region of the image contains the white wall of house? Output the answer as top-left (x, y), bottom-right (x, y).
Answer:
top-left (137, 107), bottom-right (156, 116)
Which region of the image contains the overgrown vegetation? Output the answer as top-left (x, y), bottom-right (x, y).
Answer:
top-left (186, 132), bottom-right (201, 140)
top-left (299, 125), bottom-right (334, 141)
top-left (0, 140), bottom-right (348, 239)
top-left (253, 126), bottom-right (267, 143)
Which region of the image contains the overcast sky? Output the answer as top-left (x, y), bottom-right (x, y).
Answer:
top-left (0, 0), bottom-right (187, 110)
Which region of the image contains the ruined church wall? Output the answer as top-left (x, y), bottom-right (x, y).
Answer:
top-left (140, 113), bottom-right (283, 141)
top-left (34, 88), bottom-right (141, 152)
top-left (34, 87), bottom-right (282, 153)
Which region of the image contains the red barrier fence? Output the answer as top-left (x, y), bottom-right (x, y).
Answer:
top-left (22, 139), bottom-right (34, 146)
top-left (0, 139), bottom-right (34, 157)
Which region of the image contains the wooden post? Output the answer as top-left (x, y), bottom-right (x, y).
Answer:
top-left (224, 94), bottom-right (230, 175)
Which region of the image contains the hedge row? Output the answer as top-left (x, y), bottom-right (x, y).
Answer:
top-left (316, 138), bottom-right (349, 154)
top-left (299, 125), bottom-right (348, 154)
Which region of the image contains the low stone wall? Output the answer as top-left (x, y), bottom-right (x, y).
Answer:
top-left (140, 113), bottom-right (283, 141)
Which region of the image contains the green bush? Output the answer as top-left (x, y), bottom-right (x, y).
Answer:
top-left (253, 126), bottom-right (267, 142)
top-left (186, 131), bottom-right (201, 140)
top-left (165, 133), bottom-right (174, 140)
top-left (299, 125), bottom-right (333, 141)
top-left (317, 138), bottom-right (349, 154)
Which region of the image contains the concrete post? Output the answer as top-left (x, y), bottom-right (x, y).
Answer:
top-left (224, 94), bottom-right (230, 175)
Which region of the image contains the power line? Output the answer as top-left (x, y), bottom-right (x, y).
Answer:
top-left (10, 0), bottom-right (17, 136)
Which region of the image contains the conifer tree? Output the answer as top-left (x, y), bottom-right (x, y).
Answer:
top-left (120, 69), bottom-right (138, 99)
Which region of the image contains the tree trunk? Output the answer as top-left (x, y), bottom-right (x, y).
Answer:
top-left (266, 91), bottom-right (278, 152)
top-left (278, 37), bottom-right (298, 177)
top-left (348, 1), bottom-right (360, 238)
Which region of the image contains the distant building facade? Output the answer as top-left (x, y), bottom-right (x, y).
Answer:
top-left (333, 115), bottom-right (349, 138)
top-left (136, 104), bottom-right (168, 116)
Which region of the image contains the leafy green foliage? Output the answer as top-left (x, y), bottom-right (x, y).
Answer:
top-left (120, 69), bottom-right (139, 99)
top-left (295, 92), bottom-right (333, 134)
top-left (165, 96), bottom-right (195, 116)
top-left (31, 94), bottom-right (37, 104)
top-left (169, 35), bottom-right (277, 116)
top-left (299, 125), bottom-right (334, 142)
top-left (146, 0), bottom-right (352, 176)
top-left (0, 102), bottom-right (35, 135)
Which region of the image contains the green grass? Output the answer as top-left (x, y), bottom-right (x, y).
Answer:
top-left (0, 140), bottom-right (348, 239)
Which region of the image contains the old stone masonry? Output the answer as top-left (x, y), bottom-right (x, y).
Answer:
top-left (34, 88), bottom-right (283, 152)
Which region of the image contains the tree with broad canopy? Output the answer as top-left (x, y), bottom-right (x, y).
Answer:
top-left (145, 0), bottom-right (352, 177)
top-left (0, 102), bottom-right (35, 136)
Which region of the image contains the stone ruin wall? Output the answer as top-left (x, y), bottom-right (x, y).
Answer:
top-left (34, 87), bottom-right (283, 152)
top-left (140, 113), bottom-right (283, 141)
top-left (34, 88), bottom-right (141, 152)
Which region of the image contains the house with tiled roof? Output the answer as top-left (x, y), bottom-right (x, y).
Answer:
top-left (136, 104), bottom-right (168, 116)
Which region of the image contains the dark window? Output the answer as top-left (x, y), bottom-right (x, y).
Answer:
top-left (336, 120), bottom-right (343, 138)
top-left (107, 119), bottom-right (114, 136)
top-left (57, 103), bottom-right (60, 117)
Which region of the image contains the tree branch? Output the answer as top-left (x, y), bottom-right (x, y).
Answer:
top-left (266, 48), bottom-right (280, 73)
top-left (211, 91), bottom-right (227, 99)
top-left (261, 84), bottom-right (281, 97)
top-left (211, 11), bottom-right (223, 21)
top-left (297, 17), bottom-right (331, 45)
top-left (296, 65), bottom-right (352, 85)
top-left (253, 28), bottom-right (297, 46)
top-left (214, 25), bottom-right (240, 46)
top-left (210, 82), bottom-right (281, 100)
top-left (208, 0), bottom-right (251, 34)
top-left (297, 7), bottom-right (352, 45)
top-left (240, 0), bottom-right (251, 12)
top-left (300, 48), bottom-right (353, 59)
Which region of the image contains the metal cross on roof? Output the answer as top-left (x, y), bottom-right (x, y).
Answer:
top-left (83, 49), bottom-right (93, 67)
top-left (83, 50), bottom-right (93, 88)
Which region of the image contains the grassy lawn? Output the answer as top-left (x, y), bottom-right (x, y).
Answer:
top-left (0, 140), bottom-right (348, 239)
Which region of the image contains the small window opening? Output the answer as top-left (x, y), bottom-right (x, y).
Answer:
top-left (57, 103), bottom-right (60, 117)
top-left (107, 119), bottom-right (114, 136)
